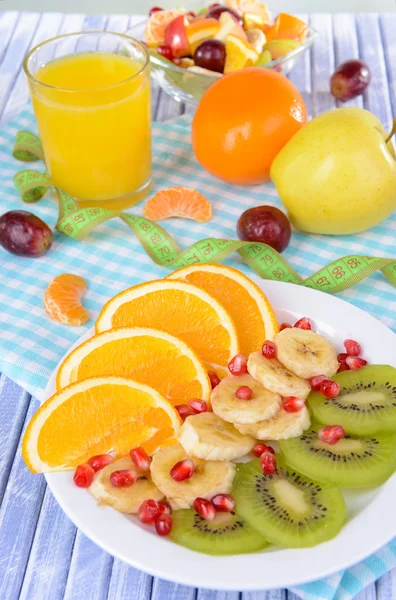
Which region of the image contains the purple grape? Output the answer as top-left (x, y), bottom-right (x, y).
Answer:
top-left (237, 206), bottom-right (291, 253)
top-left (194, 39), bottom-right (226, 74)
top-left (330, 59), bottom-right (371, 102)
top-left (0, 210), bottom-right (53, 257)
top-left (205, 6), bottom-right (243, 25)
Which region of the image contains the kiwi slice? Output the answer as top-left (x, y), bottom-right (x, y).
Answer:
top-left (279, 424), bottom-right (396, 488)
top-left (233, 456), bottom-right (346, 548)
top-left (171, 508), bottom-right (268, 555)
top-left (308, 365), bottom-right (396, 435)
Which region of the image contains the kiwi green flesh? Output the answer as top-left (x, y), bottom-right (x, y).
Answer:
top-left (171, 509), bottom-right (268, 555)
top-left (232, 456), bottom-right (346, 548)
top-left (279, 425), bottom-right (396, 488)
top-left (308, 365), bottom-right (396, 435)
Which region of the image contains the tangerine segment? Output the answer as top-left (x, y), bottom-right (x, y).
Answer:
top-left (167, 264), bottom-right (278, 357)
top-left (56, 327), bottom-right (211, 406)
top-left (96, 280), bottom-right (239, 370)
top-left (143, 186), bottom-right (212, 223)
top-left (44, 273), bottom-right (89, 326)
top-left (145, 8), bottom-right (186, 47)
top-left (22, 377), bottom-right (180, 473)
top-left (224, 35), bottom-right (259, 74)
top-left (265, 13), bottom-right (308, 42)
top-left (225, 0), bottom-right (271, 23)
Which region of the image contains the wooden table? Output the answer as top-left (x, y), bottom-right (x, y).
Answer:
top-left (0, 10), bottom-right (395, 600)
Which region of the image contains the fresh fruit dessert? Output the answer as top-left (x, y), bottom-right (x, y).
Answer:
top-left (144, 2), bottom-right (309, 76)
top-left (22, 265), bottom-right (396, 556)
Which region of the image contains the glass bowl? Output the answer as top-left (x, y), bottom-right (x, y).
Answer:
top-left (126, 20), bottom-right (317, 105)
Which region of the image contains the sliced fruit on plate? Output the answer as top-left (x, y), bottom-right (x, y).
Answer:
top-left (56, 327), bottom-right (211, 407)
top-left (22, 377), bottom-right (180, 473)
top-left (95, 279), bottom-right (239, 373)
top-left (211, 373), bottom-right (281, 424)
top-left (276, 327), bottom-right (339, 379)
top-left (166, 263), bottom-right (279, 357)
top-left (150, 443), bottom-right (236, 509)
top-left (279, 423), bottom-right (396, 488)
top-left (171, 507), bottom-right (268, 555)
top-left (44, 273), bottom-right (89, 326)
top-left (145, 8), bottom-right (187, 47)
top-left (248, 351), bottom-right (311, 399)
top-left (224, 34), bottom-right (259, 73)
top-left (225, 0), bottom-right (271, 24)
top-left (186, 17), bottom-right (220, 54)
top-left (143, 186), bottom-right (212, 222)
top-left (233, 455), bottom-right (346, 548)
top-left (265, 13), bottom-right (308, 42)
top-left (215, 12), bottom-right (248, 43)
top-left (234, 403), bottom-right (310, 440)
top-left (89, 456), bottom-right (164, 513)
top-left (263, 39), bottom-right (300, 60)
top-left (308, 365), bottom-right (396, 435)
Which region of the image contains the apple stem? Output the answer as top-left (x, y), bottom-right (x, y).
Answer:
top-left (385, 118), bottom-right (396, 144)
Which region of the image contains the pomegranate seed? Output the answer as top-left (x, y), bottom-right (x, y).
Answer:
top-left (155, 513), bottom-right (172, 536)
top-left (212, 494), bottom-right (236, 512)
top-left (337, 361), bottom-right (350, 373)
top-left (320, 379), bottom-right (340, 398)
top-left (309, 374), bottom-right (327, 392)
top-left (262, 340), bottom-right (276, 359)
top-left (170, 458), bottom-right (195, 482)
top-left (346, 356), bottom-right (367, 370)
top-left (282, 396), bottom-right (305, 413)
top-left (149, 6), bottom-right (163, 16)
top-left (110, 469), bottom-right (137, 487)
top-left (228, 353), bottom-right (248, 375)
top-left (157, 500), bottom-right (172, 515)
top-left (138, 499), bottom-right (159, 524)
top-left (344, 339), bottom-right (361, 357)
top-left (235, 385), bottom-right (253, 400)
top-left (318, 424), bottom-right (345, 445)
top-left (337, 352), bottom-right (348, 362)
top-left (208, 371), bottom-right (221, 389)
top-left (188, 399), bottom-right (208, 414)
top-left (280, 322), bottom-right (292, 331)
top-left (130, 447), bottom-right (151, 472)
top-left (193, 497), bottom-right (216, 521)
top-left (252, 443), bottom-right (275, 457)
top-left (260, 451), bottom-right (277, 475)
top-left (187, 10), bottom-right (196, 18)
top-left (87, 453), bottom-right (113, 472)
top-left (175, 404), bottom-right (192, 421)
top-left (73, 464), bottom-right (95, 488)
top-left (294, 317), bottom-right (312, 330)
top-left (156, 44), bottom-right (174, 61)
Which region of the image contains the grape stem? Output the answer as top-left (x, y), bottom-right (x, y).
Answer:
top-left (385, 118), bottom-right (396, 144)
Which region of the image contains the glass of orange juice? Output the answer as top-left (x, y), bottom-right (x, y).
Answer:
top-left (23, 31), bottom-right (151, 210)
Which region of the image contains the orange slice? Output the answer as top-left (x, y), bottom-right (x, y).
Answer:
top-left (56, 327), bottom-right (211, 406)
top-left (225, 0), bottom-right (271, 23)
top-left (265, 13), bottom-right (308, 42)
top-left (143, 186), bottom-right (212, 223)
top-left (224, 35), bottom-right (259, 73)
top-left (215, 12), bottom-right (248, 43)
top-left (22, 377), bottom-right (181, 473)
top-left (145, 8), bottom-right (186, 47)
top-left (167, 264), bottom-right (278, 357)
top-left (44, 274), bottom-right (89, 326)
top-left (186, 17), bottom-right (220, 54)
top-left (96, 280), bottom-right (239, 373)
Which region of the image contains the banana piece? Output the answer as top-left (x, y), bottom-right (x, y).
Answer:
top-left (150, 443), bottom-right (235, 509)
top-left (248, 351), bottom-right (311, 399)
top-left (276, 328), bottom-right (339, 379)
top-left (235, 405), bottom-right (311, 441)
top-left (211, 374), bottom-right (281, 425)
top-left (89, 457), bottom-right (163, 513)
top-left (179, 412), bottom-right (255, 461)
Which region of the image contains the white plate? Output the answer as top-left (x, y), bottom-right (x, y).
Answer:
top-left (44, 279), bottom-right (396, 591)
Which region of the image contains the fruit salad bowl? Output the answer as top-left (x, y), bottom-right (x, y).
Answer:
top-left (126, 20), bottom-right (317, 105)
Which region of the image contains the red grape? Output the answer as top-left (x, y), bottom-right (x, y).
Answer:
top-left (237, 206), bottom-right (291, 253)
top-left (330, 59), bottom-right (370, 102)
top-left (0, 210), bottom-right (53, 257)
top-left (194, 39), bottom-right (226, 74)
top-left (206, 6), bottom-right (243, 25)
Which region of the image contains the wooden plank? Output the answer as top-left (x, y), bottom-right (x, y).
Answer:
top-left (243, 590), bottom-right (287, 600)
top-left (155, 89), bottom-right (184, 122)
top-left (105, 14), bottom-right (131, 33)
top-left (0, 12), bottom-right (20, 65)
top-left (379, 14), bottom-right (396, 113)
top-left (151, 577), bottom-right (196, 600)
top-left (354, 583), bottom-right (377, 600)
top-left (309, 13), bottom-right (337, 116)
top-left (197, 590), bottom-right (239, 600)
top-left (332, 14), bottom-right (364, 109)
top-left (376, 567), bottom-right (396, 600)
top-left (288, 14), bottom-right (312, 119)
top-left (107, 560), bottom-right (152, 599)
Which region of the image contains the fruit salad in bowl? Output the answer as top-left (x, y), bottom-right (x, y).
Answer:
top-left (127, 2), bottom-right (317, 104)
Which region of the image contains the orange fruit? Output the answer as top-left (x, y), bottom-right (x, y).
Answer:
top-left (265, 13), bottom-right (308, 42)
top-left (167, 264), bottom-right (278, 356)
top-left (186, 18), bottom-right (220, 54)
top-left (96, 280), bottom-right (239, 373)
top-left (192, 68), bottom-right (307, 185)
top-left (44, 273), bottom-right (89, 326)
top-left (22, 376), bottom-right (181, 473)
top-left (56, 327), bottom-right (211, 406)
top-left (145, 8), bottom-right (186, 47)
top-left (143, 186), bottom-right (212, 223)
top-left (224, 35), bottom-right (259, 73)
top-left (225, 0), bottom-right (271, 24)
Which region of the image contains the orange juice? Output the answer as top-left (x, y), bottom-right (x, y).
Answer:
top-left (28, 48), bottom-right (151, 208)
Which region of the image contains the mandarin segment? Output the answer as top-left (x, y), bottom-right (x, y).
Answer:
top-left (143, 186), bottom-right (212, 222)
top-left (44, 273), bottom-right (89, 326)
top-left (145, 8), bottom-right (187, 47)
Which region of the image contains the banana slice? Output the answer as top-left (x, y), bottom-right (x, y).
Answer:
top-left (150, 443), bottom-right (235, 509)
top-left (235, 405), bottom-right (311, 441)
top-left (276, 328), bottom-right (338, 379)
top-left (89, 457), bottom-right (163, 513)
top-left (211, 374), bottom-right (281, 424)
top-left (247, 351), bottom-right (311, 399)
top-left (179, 412), bottom-right (255, 460)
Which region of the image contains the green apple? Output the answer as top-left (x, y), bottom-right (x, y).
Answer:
top-left (262, 39), bottom-right (300, 60)
top-left (270, 108), bottom-right (396, 234)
